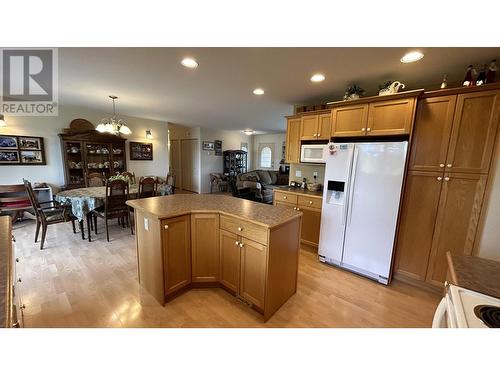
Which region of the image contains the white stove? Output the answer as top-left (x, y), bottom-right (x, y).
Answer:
top-left (433, 283), bottom-right (500, 328)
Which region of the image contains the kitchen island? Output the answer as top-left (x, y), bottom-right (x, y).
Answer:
top-left (127, 194), bottom-right (302, 321)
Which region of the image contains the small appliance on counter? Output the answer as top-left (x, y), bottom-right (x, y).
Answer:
top-left (433, 283), bottom-right (500, 328)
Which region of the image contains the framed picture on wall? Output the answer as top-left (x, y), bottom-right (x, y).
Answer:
top-left (203, 141), bottom-right (214, 151)
top-left (214, 140), bottom-right (222, 156)
top-left (130, 141), bottom-right (153, 160)
top-left (0, 134), bottom-right (45, 165)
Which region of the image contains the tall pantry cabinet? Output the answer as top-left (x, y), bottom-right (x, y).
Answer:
top-left (394, 88), bottom-right (500, 287)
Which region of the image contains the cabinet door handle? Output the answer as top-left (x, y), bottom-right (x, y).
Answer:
top-left (444, 176), bottom-right (450, 181)
top-left (296, 207), bottom-right (300, 211)
top-left (239, 243), bottom-right (244, 248)
top-left (235, 241), bottom-right (239, 246)
top-left (164, 224), bottom-right (169, 230)
top-left (437, 177), bottom-right (442, 181)
top-left (447, 164), bottom-right (452, 168)
top-left (361, 128), bottom-right (366, 131)
top-left (237, 227), bottom-right (242, 232)
top-left (439, 164), bottom-right (445, 168)
top-left (367, 128), bottom-right (371, 132)
top-left (309, 201), bottom-right (313, 205)
top-left (283, 196), bottom-right (287, 199)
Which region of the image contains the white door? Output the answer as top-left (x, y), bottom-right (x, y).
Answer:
top-left (181, 139), bottom-right (200, 193)
top-left (341, 142), bottom-right (408, 281)
top-left (170, 139), bottom-right (182, 189)
top-left (318, 143), bottom-right (354, 264)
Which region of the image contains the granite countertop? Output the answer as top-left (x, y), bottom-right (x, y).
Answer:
top-left (446, 252), bottom-right (500, 299)
top-left (127, 194), bottom-right (302, 228)
top-left (273, 186), bottom-right (324, 198)
top-left (0, 216), bottom-right (13, 328)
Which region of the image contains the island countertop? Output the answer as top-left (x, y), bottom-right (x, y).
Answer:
top-left (446, 252), bottom-right (500, 299)
top-left (127, 194), bottom-right (302, 228)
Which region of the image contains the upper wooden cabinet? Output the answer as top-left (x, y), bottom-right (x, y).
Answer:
top-left (366, 97), bottom-right (416, 136)
top-left (408, 96), bottom-right (456, 172)
top-left (162, 215), bottom-right (191, 296)
top-left (331, 104), bottom-right (368, 137)
top-left (330, 94), bottom-right (419, 137)
top-left (445, 90), bottom-right (500, 174)
top-left (191, 213), bottom-right (219, 283)
top-left (285, 118), bottom-right (301, 164)
top-left (300, 113), bottom-right (331, 141)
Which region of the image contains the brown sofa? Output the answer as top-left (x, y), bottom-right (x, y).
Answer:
top-left (235, 170), bottom-right (287, 203)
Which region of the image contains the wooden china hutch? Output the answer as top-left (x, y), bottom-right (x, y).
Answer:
top-left (59, 119), bottom-right (127, 189)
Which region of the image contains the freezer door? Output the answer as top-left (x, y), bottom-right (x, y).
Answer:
top-left (318, 143), bottom-right (354, 264)
top-left (341, 142), bottom-right (408, 281)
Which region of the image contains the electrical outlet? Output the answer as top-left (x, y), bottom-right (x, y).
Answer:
top-left (295, 170), bottom-right (302, 177)
top-left (313, 171), bottom-right (318, 177)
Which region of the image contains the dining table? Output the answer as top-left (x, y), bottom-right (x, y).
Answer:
top-left (55, 184), bottom-right (139, 241)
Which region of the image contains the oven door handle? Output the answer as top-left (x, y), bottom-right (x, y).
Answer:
top-left (432, 297), bottom-right (448, 328)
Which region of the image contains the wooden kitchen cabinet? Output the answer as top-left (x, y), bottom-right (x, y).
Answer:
top-left (331, 104), bottom-right (368, 137)
top-left (425, 173), bottom-right (487, 285)
top-left (394, 171), bottom-right (444, 281)
top-left (408, 96), bottom-right (456, 172)
top-left (366, 97), bottom-right (416, 136)
top-left (191, 213), bottom-right (219, 283)
top-left (285, 117), bottom-right (301, 163)
top-left (300, 115), bottom-right (319, 140)
top-left (239, 238), bottom-right (267, 309)
top-left (318, 113), bottom-right (331, 140)
top-left (162, 215), bottom-right (191, 296)
top-left (445, 90), bottom-right (500, 174)
top-left (299, 206), bottom-right (321, 247)
top-left (219, 229), bottom-right (240, 293)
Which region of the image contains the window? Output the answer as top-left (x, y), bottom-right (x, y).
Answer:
top-left (258, 143), bottom-right (274, 169)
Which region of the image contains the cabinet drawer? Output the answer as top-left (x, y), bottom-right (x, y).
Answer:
top-left (297, 195), bottom-right (322, 209)
top-left (274, 191), bottom-right (298, 205)
top-left (220, 215), bottom-right (268, 245)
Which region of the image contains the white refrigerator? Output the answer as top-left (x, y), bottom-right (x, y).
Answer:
top-left (318, 141), bottom-right (408, 284)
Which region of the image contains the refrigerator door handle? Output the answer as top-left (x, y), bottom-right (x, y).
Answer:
top-left (347, 146), bottom-right (359, 226)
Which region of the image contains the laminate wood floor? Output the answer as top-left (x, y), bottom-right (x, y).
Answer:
top-left (12, 219), bottom-right (441, 328)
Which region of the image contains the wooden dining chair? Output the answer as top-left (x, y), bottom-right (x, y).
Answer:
top-left (86, 172), bottom-right (106, 187)
top-left (138, 177), bottom-right (157, 198)
top-left (121, 171), bottom-right (136, 184)
top-left (89, 179), bottom-right (133, 242)
top-left (23, 179), bottom-right (77, 250)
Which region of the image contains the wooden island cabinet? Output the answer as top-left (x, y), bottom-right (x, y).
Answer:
top-left (127, 195), bottom-right (302, 321)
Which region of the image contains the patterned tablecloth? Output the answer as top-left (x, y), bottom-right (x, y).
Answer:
top-left (55, 185), bottom-right (139, 221)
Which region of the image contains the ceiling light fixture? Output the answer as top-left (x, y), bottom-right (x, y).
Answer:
top-left (0, 114), bottom-right (7, 127)
top-left (253, 88), bottom-right (264, 95)
top-left (145, 130), bottom-right (153, 139)
top-left (96, 96), bottom-right (132, 136)
top-left (243, 130), bottom-right (254, 135)
top-left (181, 57), bottom-right (198, 69)
top-left (400, 51), bottom-right (424, 63)
top-left (310, 73), bottom-right (325, 82)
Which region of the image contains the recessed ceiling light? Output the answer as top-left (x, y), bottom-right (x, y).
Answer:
top-left (400, 51), bottom-right (424, 63)
top-left (181, 57), bottom-right (198, 68)
top-left (310, 73), bottom-right (325, 82)
top-left (243, 129), bottom-right (254, 135)
top-left (253, 88), bottom-right (264, 95)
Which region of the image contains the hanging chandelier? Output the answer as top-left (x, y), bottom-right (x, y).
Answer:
top-left (96, 95), bottom-right (132, 135)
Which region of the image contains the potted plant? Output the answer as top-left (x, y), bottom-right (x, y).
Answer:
top-left (343, 85), bottom-right (366, 101)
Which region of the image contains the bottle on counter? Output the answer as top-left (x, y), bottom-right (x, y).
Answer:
top-left (462, 65), bottom-right (475, 87)
top-left (486, 59), bottom-right (498, 84)
top-left (301, 178), bottom-right (307, 189)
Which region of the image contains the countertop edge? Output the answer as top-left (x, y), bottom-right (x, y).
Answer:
top-left (273, 186), bottom-right (324, 198)
top-left (126, 200), bottom-right (303, 229)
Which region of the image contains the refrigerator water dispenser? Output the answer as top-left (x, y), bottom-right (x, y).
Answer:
top-left (326, 180), bottom-right (345, 205)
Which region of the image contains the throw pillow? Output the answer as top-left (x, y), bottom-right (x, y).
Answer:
top-left (256, 170), bottom-right (272, 185)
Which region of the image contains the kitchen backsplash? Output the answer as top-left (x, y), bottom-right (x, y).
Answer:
top-left (288, 163), bottom-right (325, 187)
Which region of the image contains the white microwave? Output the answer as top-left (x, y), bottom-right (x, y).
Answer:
top-left (300, 144), bottom-right (327, 163)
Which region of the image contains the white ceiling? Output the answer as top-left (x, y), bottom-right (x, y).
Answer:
top-left (59, 47), bottom-right (500, 132)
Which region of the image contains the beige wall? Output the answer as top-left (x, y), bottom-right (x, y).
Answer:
top-left (289, 163), bottom-right (325, 186)
top-left (0, 106), bottom-right (169, 189)
top-left (477, 145), bottom-right (500, 261)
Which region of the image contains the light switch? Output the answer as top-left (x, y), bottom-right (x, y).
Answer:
top-left (295, 170), bottom-right (302, 177)
top-left (144, 218), bottom-right (149, 231)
